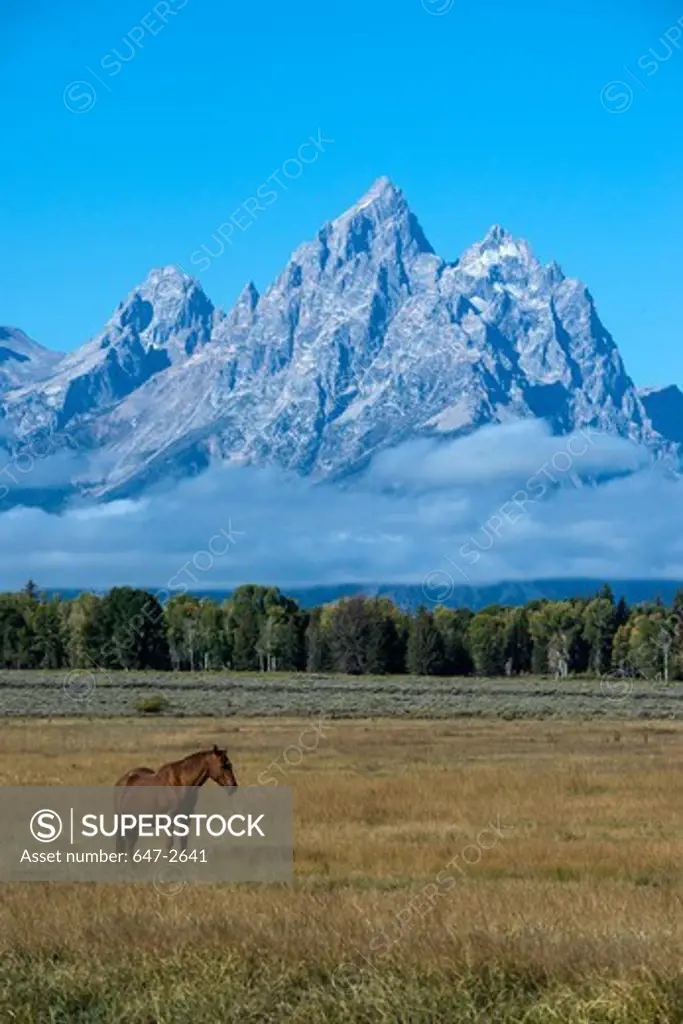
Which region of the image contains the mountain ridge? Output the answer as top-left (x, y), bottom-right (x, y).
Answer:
top-left (39, 578), bottom-right (683, 611)
top-left (0, 176), bottom-right (678, 506)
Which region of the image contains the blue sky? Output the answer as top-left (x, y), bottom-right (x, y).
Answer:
top-left (2, 0), bottom-right (682, 388)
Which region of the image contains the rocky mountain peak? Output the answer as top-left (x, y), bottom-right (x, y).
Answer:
top-left (140, 264), bottom-right (196, 312)
top-left (0, 176), bottom-right (677, 505)
top-left (458, 225), bottom-right (538, 280)
top-left (0, 327), bottom-right (64, 393)
top-left (103, 266), bottom-right (218, 361)
top-left (221, 281), bottom-right (261, 335)
top-left (325, 175), bottom-right (435, 264)
top-left (483, 224), bottom-right (512, 245)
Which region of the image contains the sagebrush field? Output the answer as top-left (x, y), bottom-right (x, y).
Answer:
top-left (1, 714), bottom-right (683, 1022)
top-left (1, 668), bottom-right (683, 719)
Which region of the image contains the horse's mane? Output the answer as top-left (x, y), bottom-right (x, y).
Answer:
top-left (159, 748), bottom-right (215, 773)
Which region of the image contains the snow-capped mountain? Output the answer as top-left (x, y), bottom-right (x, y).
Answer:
top-left (0, 176), bottom-right (677, 505)
top-left (0, 328), bottom-right (63, 392)
top-left (4, 268), bottom-right (220, 439)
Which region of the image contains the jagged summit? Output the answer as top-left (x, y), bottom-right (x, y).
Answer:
top-left (327, 175), bottom-right (435, 260)
top-left (239, 281), bottom-right (260, 307)
top-left (460, 225), bottom-right (536, 271)
top-left (142, 264), bottom-right (195, 303)
top-left (348, 174), bottom-right (399, 210)
top-left (144, 263), bottom-right (194, 285)
top-left (222, 281), bottom-right (261, 333)
top-left (230, 281), bottom-right (260, 316)
top-left (0, 177), bottom-right (677, 503)
top-left (483, 224), bottom-right (512, 244)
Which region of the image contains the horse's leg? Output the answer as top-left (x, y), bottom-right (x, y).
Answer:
top-left (116, 830), bottom-right (127, 858)
top-left (114, 784), bottom-right (126, 857)
top-left (174, 797), bottom-right (191, 856)
top-left (131, 823), bottom-right (141, 864)
top-left (115, 807), bottom-right (134, 860)
top-left (171, 815), bottom-right (190, 856)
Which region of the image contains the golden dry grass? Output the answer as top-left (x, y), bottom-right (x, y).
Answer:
top-left (1, 715), bottom-right (683, 1021)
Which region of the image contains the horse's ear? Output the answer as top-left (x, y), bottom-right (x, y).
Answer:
top-left (213, 744), bottom-right (220, 755)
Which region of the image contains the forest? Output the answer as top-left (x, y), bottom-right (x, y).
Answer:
top-left (0, 581), bottom-right (681, 681)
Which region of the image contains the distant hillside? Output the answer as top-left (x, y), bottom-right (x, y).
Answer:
top-left (44, 578), bottom-right (683, 610)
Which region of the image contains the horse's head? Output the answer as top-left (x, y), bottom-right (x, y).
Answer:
top-left (207, 745), bottom-right (238, 787)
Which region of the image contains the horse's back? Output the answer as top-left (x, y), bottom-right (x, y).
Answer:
top-left (114, 767), bottom-right (156, 787)
top-left (114, 767), bottom-right (165, 817)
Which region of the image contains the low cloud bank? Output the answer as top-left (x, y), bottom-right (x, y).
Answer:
top-left (0, 420), bottom-right (680, 592)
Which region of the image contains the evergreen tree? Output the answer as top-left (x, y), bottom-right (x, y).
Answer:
top-left (22, 579), bottom-right (40, 602)
top-left (615, 596), bottom-right (629, 629)
top-left (406, 607), bottom-right (445, 676)
top-left (504, 607), bottom-right (532, 675)
top-left (0, 597), bottom-right (32, 669)
top-left (582, 597), bottom-right (618, 675)
top-left (277, 608), bottom-right (307, 671)
top-left (88, 587), bottom-right (169, 670)
top-left (434, 607), bottom-right (473, 675)
top-left (225, 586), bottom-right (265, 671)
top-left (364, 598), bottom-right (400, 675)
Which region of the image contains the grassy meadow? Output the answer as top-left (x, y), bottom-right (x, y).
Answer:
top-left (1, 714), bottom-right (683, 1021)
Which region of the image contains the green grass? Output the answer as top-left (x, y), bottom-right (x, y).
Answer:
top-left (2, 952), bottom-right (682, 1024)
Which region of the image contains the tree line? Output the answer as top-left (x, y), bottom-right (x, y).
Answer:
top-left (0, 581), bottom-right (682, 680)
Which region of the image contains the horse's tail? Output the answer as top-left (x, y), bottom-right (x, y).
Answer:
top-left (113, 770), bottom-right (150, 858)
top-left (113, 769), bottom-right (155, 853)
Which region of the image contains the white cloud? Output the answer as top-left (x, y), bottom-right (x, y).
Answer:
top-left (0, 420), bottom-right (679, 592)
top-left (369, 419), bottom-right (650, 489)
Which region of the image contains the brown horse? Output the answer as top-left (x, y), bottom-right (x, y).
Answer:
top-left (114, 745), bottom-right (238, 858)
